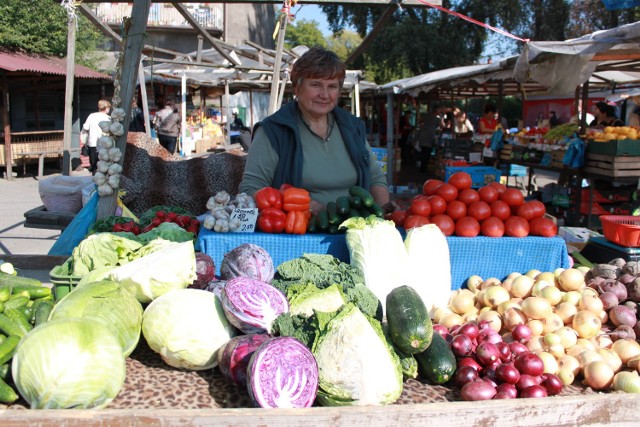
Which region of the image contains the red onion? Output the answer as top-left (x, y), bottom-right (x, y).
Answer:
top-left (514, 353), bottom-right (544, 376)
top-left (478, 328), bottom-right (502, 345)
top-left (540, 373), bottom-right (563, 396)
top-left (511, 324), bottom-right (532, 343)
top-left (509, 341), bottom-right (529, 358)
top-left (458, 322), bottom-right (480, 340)
top-left (519, 384), bottom-right (548, 398)
top-left (461, 380), bottom-right (497, 401)
top-left (495, 382), bottom-right (518, 399)
top-left (482, 366), bottom-right (499, 388)
top-left (454, 366), bottom-right (479, 387)
top-left (432, 324), bottom-right (449, 337)
top-left (478, 320), bottom-right (492, 331)
top-left (476, 342), bottom-right (501, 366)
top-left (458, 357), bottom-right (483, 373)
top-left (516, 374), bottom-right (542, 390)
top-left (451, 334), bottom-right (474, 357)
top-left (495, 342), bottom-right (512, 363)
top-left (449, 324), bottom-right (462, 336)
top-left (495, 363), bottom-right (521, 385)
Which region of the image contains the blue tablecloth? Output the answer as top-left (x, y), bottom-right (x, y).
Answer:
top-left (197, 229), bottom-right (571, 290)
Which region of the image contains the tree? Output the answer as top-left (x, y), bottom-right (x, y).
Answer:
top-left (0, 0), bottom-right (105, 67)
top-left (284, 19), bottom-right (327, 50)
top-left (327, 30), bottom-right (362, 62)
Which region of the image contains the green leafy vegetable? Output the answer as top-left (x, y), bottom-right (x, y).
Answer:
top-left (62, 233), bottom-right (143, 277)
top-left (136, 222), bottom-right (194, 244)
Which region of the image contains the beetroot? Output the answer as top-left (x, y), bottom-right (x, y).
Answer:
top-left (220, 243), bottom-right (275, 283)
top-left (247, 337), bottom-right (318, 408)
top-left (218, 334), bottom-right (271, 387)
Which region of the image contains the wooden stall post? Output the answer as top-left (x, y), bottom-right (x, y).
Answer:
top-left (97, 1), bottom-right (152, 220)
top-left (62, 5), bottom-right (77, 177)
top-left (268, 11), bottom-right (288, 115)
top-left (1, 76), bottom-right (12, 181)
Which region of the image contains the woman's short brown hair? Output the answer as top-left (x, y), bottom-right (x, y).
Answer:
top-left (290, 47), bottom-right (346, 88)
top-left (98, 99), bottom-right (111, 111)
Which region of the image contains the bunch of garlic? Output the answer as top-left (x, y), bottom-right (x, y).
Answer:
top-left (202, 191), bottom-right (255, 232)
top-left (94, 106), bottom-right (126, 196)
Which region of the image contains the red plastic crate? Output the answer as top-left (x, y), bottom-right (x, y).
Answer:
top-left (600, 215), bottom-right (640, 247)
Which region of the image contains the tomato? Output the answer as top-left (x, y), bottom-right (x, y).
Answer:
top-left (500, 188), bottom-right (525, 207)
top-left (467, 200), bottom-right (492, 222)
top-left (489, 181), bottom-right (508, 195)
top-left (516, 200), bottom-right (546, 221)
top-left (446, 200), bottom-right (467, 221)
top-left (447, 171), bottom-right (473, 191)
top-left (404, 214), bottom-right (430, 230)
top-left (423, 179), bottom-right (444, 196)
top-left (457, 188), bottom-right (480, 206)
top-left (490, 200), bottom-right (512, 221)
top-left (410, 198), bottom-right (432, 217)
top-left (529, 217), bottom-right (558, 237)
top-left (477, 185), bottom-right (499, 204)
top-left (385, 210), bottom-right (408, 227)
top-left (435, 183), bottom-right (459, 203)
top-left (481, 216), bottom-right (505, 238)
top-left (430, 214), bottom-right (455, 236)
top-left (504, 216), bottom-right (530, 237)
top-left (427, 195), bottom-right (448, 215)
top-left (455, 216), bottom-right (481, 237)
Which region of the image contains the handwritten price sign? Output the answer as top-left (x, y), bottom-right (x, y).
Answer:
top-left (230, 208), bottom-right (258, 233)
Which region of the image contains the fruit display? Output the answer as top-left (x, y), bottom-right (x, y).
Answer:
top-left (586, 126), bottom-right (640, 142)
top-left (388, 172), bottom-right (557, 237)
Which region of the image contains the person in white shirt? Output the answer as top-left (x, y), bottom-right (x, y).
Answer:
top-left (81, 99), bottom-right (111, 174)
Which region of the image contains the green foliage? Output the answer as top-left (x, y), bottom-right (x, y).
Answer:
top-left (284, 18), bottom-right (327, 50)
top-left (0, 0), bottom-right (105, 68)
top-left (327, 30), bottom-right (362, 62)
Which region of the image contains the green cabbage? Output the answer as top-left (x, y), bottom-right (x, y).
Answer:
top-left (49, 280), bottom-right (143, 357)
top-left (142, 288), bottom-right (236, 370)
top-left (287, 283), bottom-right (347, 317)
top-left (75, 266), bottom-right (116, 288)
top-left (136, 222), bottom-right (194, 244)
top-left (64, 232), bottom-right (143, 277)
top-left (12, 318), bottom-right (126, 409)
top-left (312, 304), bottom-right (403, 406)
top-left (108, 240), bottom-right (197, 303)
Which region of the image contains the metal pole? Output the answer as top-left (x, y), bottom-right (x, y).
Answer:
top-left (181, 72), bottom-right (187, 155)
top-left (62, 9), bottom-right (77, 176)
top-left (138, 61), bottom-right (151, 137)
top-left (386, 93), bottom-right (394, 189)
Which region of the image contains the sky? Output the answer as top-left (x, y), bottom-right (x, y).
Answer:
top-left (290, 4), bottom-right (334, 36)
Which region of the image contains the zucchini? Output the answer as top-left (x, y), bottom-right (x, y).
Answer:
top-left (414, 332), bottom-right (457, 384)
top-left (306, 214), bottom-right (317, 234)
top-left (0, 376), bottom-right (18, 404)
top-left (316, 210), bottom-right (329, 231)
top-left (349, 208), bottom-right (361, 219)
top-left (326, 202), bottom-right (340, 225)
top-left (335, 196), bottom-right (351, 216)
top-left (386, 285), bottom-right (433, 354)
top-left (348, 195), bottom-right (363, 209)
top-left (349, 186), bottom-right (374, 207)
top-left (0, 335), bottom-right (20, 365)
top-left (368, 202), bottom-right (385, 218)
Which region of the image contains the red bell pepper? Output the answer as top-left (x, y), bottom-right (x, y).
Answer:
top-left (257, 207), bottom-right (286, 233)
top-left (255, 187), bottom-right (283, 211)
top-left (282, 187), bottom-right (311, 212)
top-left (285, 210), bottom-right (310, 235)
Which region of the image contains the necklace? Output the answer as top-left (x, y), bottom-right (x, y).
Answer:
top-left (299, 110), bottom-right (334, 144)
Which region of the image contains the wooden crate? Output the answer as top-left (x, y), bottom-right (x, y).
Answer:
top-left (584, 153), bottom-right (640, 177)
top-left (0, 131), bottom-right (65, 167)
top-left (551, 149), bottom-right (565, 169)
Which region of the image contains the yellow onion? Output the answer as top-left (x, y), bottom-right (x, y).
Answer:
top-left (544, 332), bottom-right (561, 347)
top-left (561, 291), bottom-right (582, 306)
top-left (583, 360), bottom-right (614, 390)
top-left (598, 310), bottom-right (608, 325)
top-left (559, 355), bottom-right (581, 376)
top-left (540, 286), bottom-right (563, 306)
top-left (480, 277), bottom-right (502, 290)
top-left (579, 289), bottom-right (604, 314)
top-left (521, 297), bottom-right (553, 320)
top-left (548, 344), bottom-right (566, 359)
top-left (503, 307), bottom-right (527, 331)
top-left (612, 371), bottom-right (640, 393)
top-left (538, 351), bottom-right (559, 374)
top-left (525, 269), bottom-right (542, 279)
top-left (592, 334), bottom-right (613, 350)
top-left (611, 339), bottom-right (640, 364)
top-left (554, 302), bottom-right (578, 325)
top-left (535, 271), bottom-right (558, 286)
top-left (558, 268), bottom-right (586, 292)
top-left (572, 310), bottom-right (602, 339)
top-left (541, 313), bottom-right (564, 334)
top-left (557, 368), bottom-right (575, 386)
top-left (433, 306), bottom-right (452, 324)
top-left (497, 300), bottom-right (521, 316)
top-left (440, 312), bottom-right (464, 329)
top-left (510, 275), bottom-right (535, 299)
top-left (531, 280), bottom-right (552, 297)
top-left (478, 309), bottom-right (502, 332)
top-left (527, 319), bottom-right (544, 337)
top-left (555, 326), bottom-right (578, 349)
top-left (449, 289), bottom-right (475, 315)
top-left (597, 348), bottom-right (622, 373)
top-left (483, 285), bottom-right (510, 309)
top-left (578, 349), bottom-right (604, 370)
top-left (527, 336), bottom-right (545, 352)
top-left (465, 275), bottom-right (483, 293)
top-left (462, 310), bottom-right (479, 323)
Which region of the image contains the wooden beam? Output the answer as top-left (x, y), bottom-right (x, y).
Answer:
top-left (170, 2), bottom-right (239, 65)
top-left (345, 5), bottom-right (397, 66)
top-left (62, 9), bottom-right (77, 176)
top-left (97, 1), bottom-right (152, 220)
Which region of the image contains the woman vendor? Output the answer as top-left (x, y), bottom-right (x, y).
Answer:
top-left (239, 47), bottom-right (393, 215)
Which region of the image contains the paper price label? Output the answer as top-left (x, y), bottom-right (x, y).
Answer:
top-left (230, 208), bottom-right (258, 233)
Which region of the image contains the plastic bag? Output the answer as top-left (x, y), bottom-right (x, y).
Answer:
top-left (39, 175), bottom-right (94, 214)
top-left (48, 191), bottom-right (98, 257)
top-left (562, 134), bottom-right (585, 169)
top-left (490, 128), bottom-right (504, 151)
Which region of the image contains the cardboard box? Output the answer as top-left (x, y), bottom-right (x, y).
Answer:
top-left (558, 227), bottom-right (602, 249)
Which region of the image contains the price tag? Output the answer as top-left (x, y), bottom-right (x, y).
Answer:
top-left (230, 208), bottom-right (258, 233)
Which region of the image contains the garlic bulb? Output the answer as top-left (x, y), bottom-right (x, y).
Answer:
top-left (94, 171), bottom-right (107, 186)
top-left (98, 120), bottom-right (112, 133)
top-left (98, 148), bottom-right (110, 161)
top-left (203, 214), bottom-right (216, 230)
top-left (97, 183), bottom-right (114, 196)
top-left (98, 135), bottom-right (114, 149)
top-left (109, 121), bottom-right (124, 136)
top-left (107, 174), bottom-right (120, 189)
top-left (110, 108), bottom-right (126, 121)
top-left (108, 163), bottom-right (123, 176)
top-left (97, 160), bottom-right (110, 174)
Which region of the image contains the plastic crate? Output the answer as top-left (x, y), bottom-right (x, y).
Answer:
top-left (600, 215), bottom-right (640, 247)
top-left (444, 166), bottom-right (501, 188)
top-left (49, 264), bottom-right (81, 300)
top-left (500, 164), bottom-right (528, 177)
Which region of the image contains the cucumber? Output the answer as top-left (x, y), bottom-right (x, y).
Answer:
top-left (34, 300), bottom-right (54, 327)
top-left (0, 377), bottom-right (18, 404)
top-left (326, 202), bottom-right (340, 224)
top-left (386, 285), bottom-right (433, 354)
top-left (0, 271), bottom-right (42, 288)
top-left (349, 208), bottom-right (361, 219)
top-left (368, 202), bottom-right (385, 218)
top-left (414, 332), bottom-right (457, 384)
top-left (335, 196), bottom-right (351, 216)
top-left (306, 214), bottom-right (317, 234)
top-left (3, 309), bottom-right (31, 337)
top-left (349, 186), bottom-right (374, 207)
top-left (0, 313), bottom-right (26, 338)
top-left (4, 295), bottom-right (29, 311)
top-left (316, 210), bottom-right (329, 231)
top-left (0, 287), bottom-right (10, 303)
top-left (0, 335), bottom-right (20, 365)
top-left (349, 196), bottom-right (363, 209)
top-left (0, 363), bottom-right (9, 380)
top-left (11, 285), bottom-right (51, 299)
